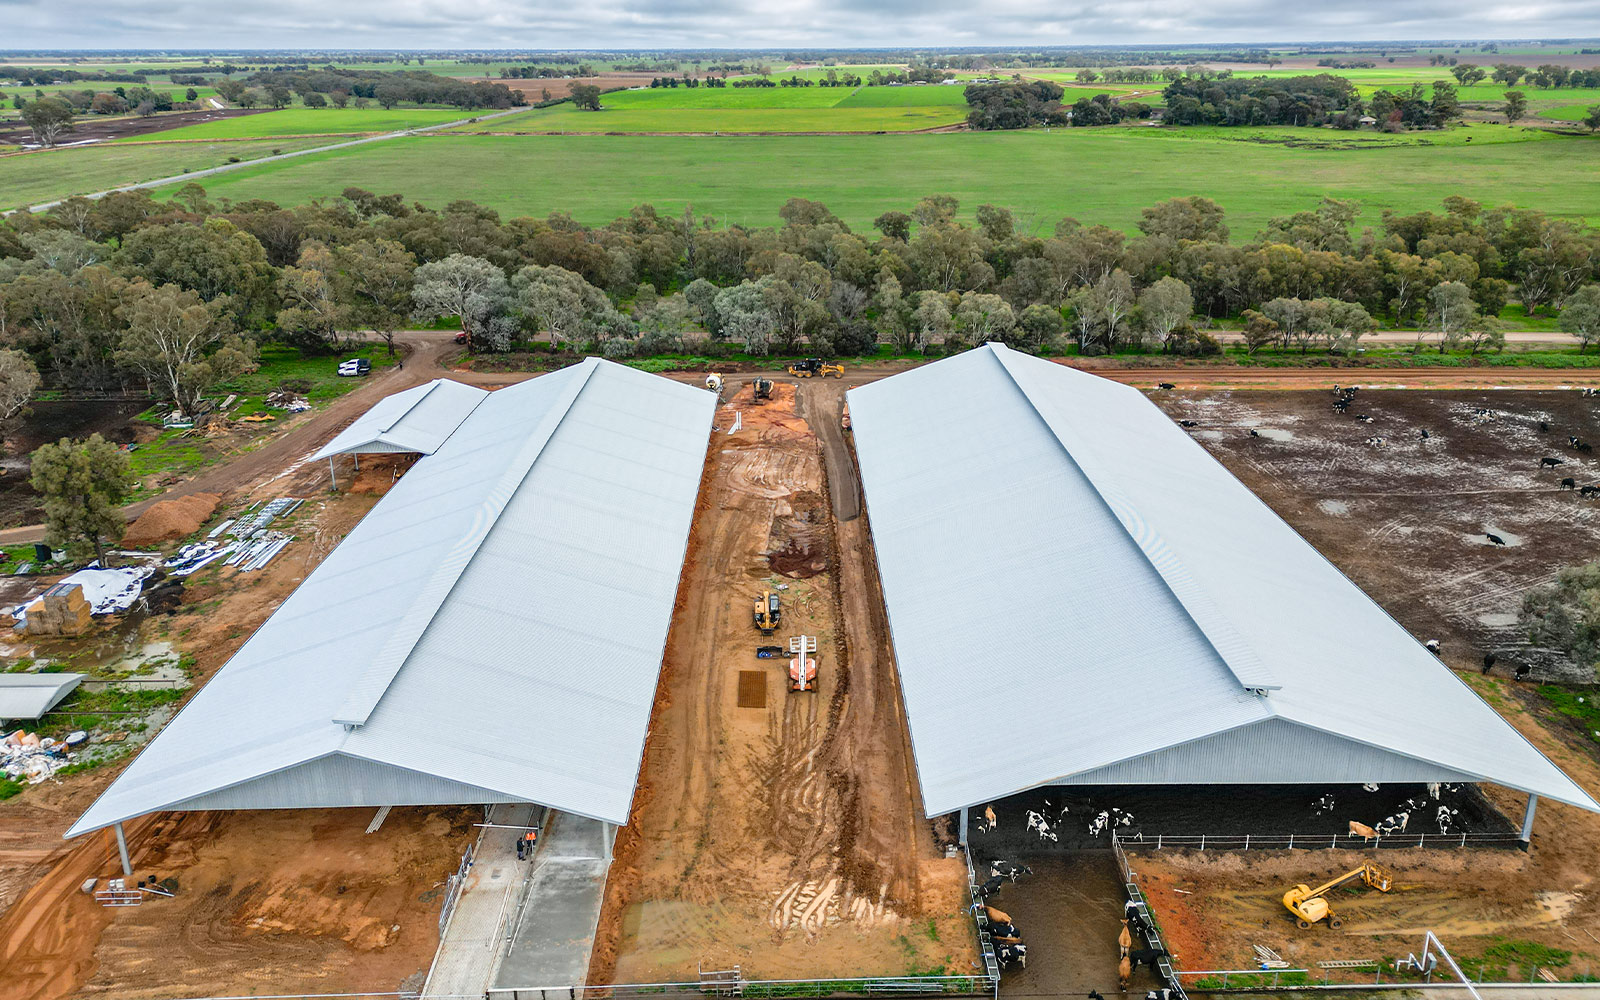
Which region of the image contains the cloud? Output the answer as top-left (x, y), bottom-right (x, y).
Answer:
top-left (5, 0), bottom-right (1600, 48)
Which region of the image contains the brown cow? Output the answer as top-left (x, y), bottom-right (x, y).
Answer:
top-left (1349, 821), bottom-right (1378, 840)
top-left (1118, 955), bottom-right (1131, 989)
top-left (1118, 922), bottom-right (1133, 957)
top-left (985, 905), bottom-right (1011, 925)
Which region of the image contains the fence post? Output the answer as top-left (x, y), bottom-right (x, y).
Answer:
top-left (1289, 834), bottom-right (1294, 849)
top-left (1245, 835), bottom-right (1250, 850)
top-left (1199, 835), bottom-right (1205, 851)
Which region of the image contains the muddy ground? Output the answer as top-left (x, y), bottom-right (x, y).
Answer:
top-left (589, 380), bottom-right (975, 984)
top-left (970, 783), bottom-right (1513, 855)
top-left (1153, 388), bottom-right (1600, 675)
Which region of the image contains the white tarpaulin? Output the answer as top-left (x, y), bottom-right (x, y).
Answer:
top-left (11, 564), bottom-right (156, 625)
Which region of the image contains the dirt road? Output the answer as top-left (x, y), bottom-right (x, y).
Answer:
top-left (589, 379), bottom-right (971, 983)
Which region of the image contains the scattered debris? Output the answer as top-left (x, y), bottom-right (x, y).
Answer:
top-left (1, 728), bottom-right (78, 784)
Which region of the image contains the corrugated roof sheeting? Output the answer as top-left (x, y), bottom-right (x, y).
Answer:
top-left (68, 360), bottom-right (712, 837)
top-left (848, 343), bottom-right (1600, 816)
top-left (312, 378), bottom-right (488, 460)
top-left (0, 673), bottom-right (85, 720)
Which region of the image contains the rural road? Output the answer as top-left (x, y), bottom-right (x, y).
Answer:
top-left (3, 337), bottom-right (1597, 546)
top-left (21, 106), bottom-right (533, 213)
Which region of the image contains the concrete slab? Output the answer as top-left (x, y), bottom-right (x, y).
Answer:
top-left (424, 803), bottom-right (537, 998)
top-left (493, 811), bottom-right (611, 989)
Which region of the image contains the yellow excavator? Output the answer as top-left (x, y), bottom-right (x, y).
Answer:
top-left (787, 358), bottom-right (844, 379)
top-left (1282, 862), bottom-right (1394, 929)
top-left (753, 590), bottom-right (781, 635)
top-left (752, 377), bottom-right (774, 402)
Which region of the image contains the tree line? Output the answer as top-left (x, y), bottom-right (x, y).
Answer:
top-left (2, 186), bottom-right (1600, 418)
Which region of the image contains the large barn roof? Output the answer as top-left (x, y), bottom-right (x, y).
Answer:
top-left (847, 343), bottom-right (1599, 818)
top-left (70, 360), bottom-right (712, 837)
top-left (312, 378), bottom-right (488, 460)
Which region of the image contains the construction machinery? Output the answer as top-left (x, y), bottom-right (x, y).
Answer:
top-left (1282, 862), bottom-right (1394, 929)
top-left (788, 635), bottom-right (818, 693)
top-left (753, 590), bottom-right (781, 635)
top-left (705, 373), bottom-right (724, 395)
top-left (787, 358), bottom-right (844, 379)
top-left (752, 377), bottom-right (774, 402)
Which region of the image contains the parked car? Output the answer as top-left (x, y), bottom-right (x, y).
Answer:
top-left (337, 358), bottom-right (372, 377)
top-left (453, 332), bottom-right (469, 345)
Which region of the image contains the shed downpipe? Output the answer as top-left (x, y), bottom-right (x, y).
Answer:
top-left (959, 806), bottom-right (969, 846)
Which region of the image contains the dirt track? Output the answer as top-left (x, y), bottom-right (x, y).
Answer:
top-left (588, 380), bottom-right (972, 983)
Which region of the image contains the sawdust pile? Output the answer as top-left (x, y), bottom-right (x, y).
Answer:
top-left (121, 493), bottom-right (220, 547)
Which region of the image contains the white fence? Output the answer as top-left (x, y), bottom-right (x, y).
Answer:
top-left (1113, 830), bottom-right (1527, 851)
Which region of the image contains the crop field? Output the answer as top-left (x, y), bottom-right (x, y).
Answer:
top-left (1535, 102), bottom-right (1600, 121)
top-left (453, 82), bottom-right (971, 133)
top-left (134, 124), bottom-right (1600, 235)
top-left (833, 85), bottom-right (970, 106)
top-left (458, 102), bottom-right (963, 133)
top-left (110, 106), bottom-right (476, 141)
top-left (0, 137), bottom-right (339, 211)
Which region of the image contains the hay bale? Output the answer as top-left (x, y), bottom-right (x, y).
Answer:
top-left (122, 493), bottom-right (222, 547)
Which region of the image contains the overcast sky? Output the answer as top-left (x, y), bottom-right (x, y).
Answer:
top-left (5, 0), bottom-right (1598, 50)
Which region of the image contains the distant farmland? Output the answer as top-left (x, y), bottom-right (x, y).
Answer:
top-left (126, 125), bottom-right (1600, 235)
top-left (457, 83), bottom-right (972, 133)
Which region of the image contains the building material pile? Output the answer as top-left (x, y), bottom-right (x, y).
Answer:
top-left (21, 583), bottom-right (93, 636)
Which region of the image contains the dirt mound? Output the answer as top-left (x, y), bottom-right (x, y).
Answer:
top-left (121, 493), bottom-right (220, 547)
top-left (349, 454), bottom-right (417, 495)
top-left (767, 489), bottom-right (831, 578)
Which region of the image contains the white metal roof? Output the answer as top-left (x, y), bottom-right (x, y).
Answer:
top-left (0, 673), bottom-right (85, 721)
top-left (848, 343), bottom-right (1600, 817)
top-left (69, 359), bottom-right (712, 836)
top-left (311, 378), bottom-right (488, 460)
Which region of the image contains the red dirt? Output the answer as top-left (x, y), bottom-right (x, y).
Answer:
top-left (588, 380), bottom-right (973, 984)
top-left (120, 492), bottom-right (219, 547)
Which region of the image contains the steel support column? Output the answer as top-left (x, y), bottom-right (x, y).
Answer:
top-left (1521, 793), bottom-right (1539, 843)
top-left (113, 821), bottom-right (132, 876)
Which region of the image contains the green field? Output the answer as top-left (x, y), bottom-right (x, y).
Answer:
top-left (1539, 102), bottom-right (1600, 121)
top-left (453, 82), bottom-right (971, 133)
top-left (605, 86), bottom-right (854, 108)
top-left (133, 125), bottom-right (1600, 236)
top-left (458, 102), bottom-right (964, 133)
top-left (0, 137), bottom-right (339, 211)
top-left (834, 85), bottom-right (970, 107)
top-left (113, 107), bottom-right (476, 141)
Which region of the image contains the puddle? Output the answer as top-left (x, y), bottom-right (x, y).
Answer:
top-left (81, 639), bottom-right (189, 690)
top-left (1477, 613), bottom-right (1521, 628)
top-left (1254, 427), bottom-right (1296, 442)
top-left (1318, 499), bottom-right (1350, 516)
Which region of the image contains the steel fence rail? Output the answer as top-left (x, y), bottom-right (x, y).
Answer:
top-left (1111, 833), bottom-right (1189, 1000)
top-left (1114, 831), bottom-right (1526, 851)
top-left (488, 977), bottom-right (998, 1000)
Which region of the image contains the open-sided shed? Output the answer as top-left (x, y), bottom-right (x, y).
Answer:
top-left (847, 344), bottom-right (1598, 840)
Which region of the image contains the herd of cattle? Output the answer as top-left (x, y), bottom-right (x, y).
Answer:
top-left (978, 856), bottom-right (1178, 998)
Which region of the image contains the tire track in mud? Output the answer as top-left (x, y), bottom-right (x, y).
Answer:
top-left (590, 383), bottom-right (957, 981)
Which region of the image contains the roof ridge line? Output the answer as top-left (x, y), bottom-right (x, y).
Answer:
top-left (374, 379), bottom-right (443, 435)
top-left (984, 343), bottom-right (1282, 694)
top-left (332, 359), bottom-right (602, 729)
